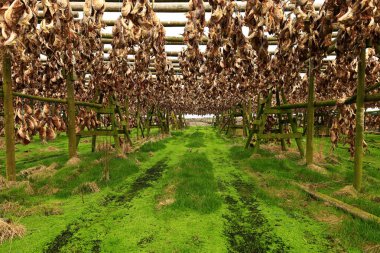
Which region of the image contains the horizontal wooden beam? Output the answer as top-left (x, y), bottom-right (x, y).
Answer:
top-left (104, 19), bottom-right (187, 27)
top-left (0, 91), bottom-right (102, 108)
top-left (62, 2), bottom-right (322, 13)
top-left (297, 183), bottom-right (380, 224)
top-left (275, 92), bottom-right (380, 110)
top-left (257, 132), bottom-right (303, 139)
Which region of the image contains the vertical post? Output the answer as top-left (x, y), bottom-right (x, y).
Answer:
top-left (124, 97), bottom-right (132, 145)
top-left (110, 97), bottom-right (121, 153)
top-left (276, 90), bottom-right (287, 151)
top-left (3, 51), bottom-right (16, 181)
top-left (165, 110), bottom-right (170, 134)
top-left (91, 91), bottom-right (102, 152)
top-left (66, 69), bottom-right (77, 158)
top-left (354, 47), bottom-right (366, 191)
top-left (136, 101), bottom-right (140, 139)
top-left (306, 58), bottom-right (315, 165)
top-left (281, 89), bottom-right (304, 157)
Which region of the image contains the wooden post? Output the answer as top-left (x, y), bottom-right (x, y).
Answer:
top-left (110, 96), bottom-right (121, 153)
top-left (136, 101), bottom-right (141, 139)
top-left (253, 91), bottom-right (273, 153)
top-left (354, 47), bottom-right (366, 191)
top-left (245, 94), bottom-right (260, 149)
top-left (165, 110), bottom-right (170, 134)
top-left (2, 51), bottom-right (16, 181)
top-left (92, 92), bottom-right (103, 152)
top-left (281, 89), bottom-right (305, 157)
top-left (276, 90), bottom-right (287, 151)
top-left (306, 58), bottom-right (315, 165)
top-left (66, 69), bottom-right (77, 158)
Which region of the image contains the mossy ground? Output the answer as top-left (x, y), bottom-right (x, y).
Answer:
top-left (0, 127), bottom-right (379, 252)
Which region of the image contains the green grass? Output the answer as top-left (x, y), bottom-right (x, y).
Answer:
top-left (171, 152), bottom-right (222, 213)
top-left (0, 127), bottom-right (379, 252)
top-left (225, 132), bottom-right (380, 252)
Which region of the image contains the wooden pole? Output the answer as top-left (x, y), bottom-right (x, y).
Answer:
top-left (66, 69), bottom-right (77, 158)
top-left (110, 96), bottom-right (121, 153)
top-left (281, 89), bottom-right (305, 157)
top-left (354, 48), bottom-right (366, 191)
top-left (306, 58), bottom-right (315, 165)
top-left (2, 51), bottom-right (16, 181)
top-left (276, 90), bottom-right (287, 151)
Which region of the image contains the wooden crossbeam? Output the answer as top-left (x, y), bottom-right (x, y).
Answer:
top-left (257, 132), bottom-right (303, 139)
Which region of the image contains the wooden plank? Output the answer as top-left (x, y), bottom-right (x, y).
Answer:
top-left (297, 184), bottom-right (380, 224)
top-left (96, 107), bottom-right (114, 114)
top-left (264, 108), bottom-right (292, 114)
top-left (78, 130), bottom-right (114, 137)
top-left (257, 133), bottom-right (303, 139)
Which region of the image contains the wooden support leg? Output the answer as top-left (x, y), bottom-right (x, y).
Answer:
top-left (3, 51), bottom-right (16, 181)
top-left (110, 98), bottom-right (121, 153)
top-left (254, 91), bottom-right (273, 153)
top-left (91, 135), bottom-right (97, 152)
top-left (276, 90), bottom-right (287, 151)
top-left (66, 69), bottom-right (77, 158)
top-left (354, 47), bottom-right (366, 191)
top-left (281, 90), bottom-right (304, 157)
top-left (165, 111), bottom-right (170, 134)
top-left (136, 98), bottom-right (142, 139)
top-left (306, 58), bottom-right (315, 165)
top-left (124, 98), bottom-right (132, 146)
top-left (245, 95), bottom-right (260, 149)
top-left (139, 117), bottom-right (145, 138)
top-left (76, 135), bottom-right (81, 148)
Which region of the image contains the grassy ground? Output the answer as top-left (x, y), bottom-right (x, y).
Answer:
top-left (0, 127), bottom-right (379, 252)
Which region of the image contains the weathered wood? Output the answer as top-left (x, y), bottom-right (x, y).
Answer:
top-left (0, 91), bottom-right (103, 108)
top-left (272, 83), bottom-right (380, 110)
top-left (78, 129), bottom-right (128, 137)
top-left (354, 48), bottom-right (366, 191)
top-left (276, 90), bottom-right (287, 151)
top-left (281, 89), bottom-right (305, 157)
top-left (263, 108), bottom-right (292, 114)
top-left (245, 94), bottom-right (261, 149)
top-left (66, 70), bottom-right (77, 158)
top-left (91, 91), bottom-right (103, 152)
top-left (254, 91), bottom-right (273, 153)
top-left (96, 107), bottom-right (114, 114)
top-left (110, 97), bottom-right (121, 153)
top-left (306, 58), bottom-right (315, 165)
top-left (297, 184), bottom-right (380, 224)
top-left (257, 133), bottom-right (303, 139)
top-left (2, 51), bottom-right (16, 181)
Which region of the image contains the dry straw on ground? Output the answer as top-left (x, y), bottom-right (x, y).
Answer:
top-left (333, 185), bottom-right (359, 199)
top-left (364, 244), bottom-right (380, 253)
top-left (313, 210), bottom-right (343, 225)
top-left (72, 182), bottom-right (100, 194)
top-left (18, 163), bottom-right (58, 181)
top-left (0, 218), bottom-right (25, 244)
top-left (0, 176), bottom-right (34, 195)
top-left (156, 184), bottom-right (176, 209)
top-left (307, 164), bottom-right (329, 175)
top-left (66, 157), bottom-right (81, 166)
